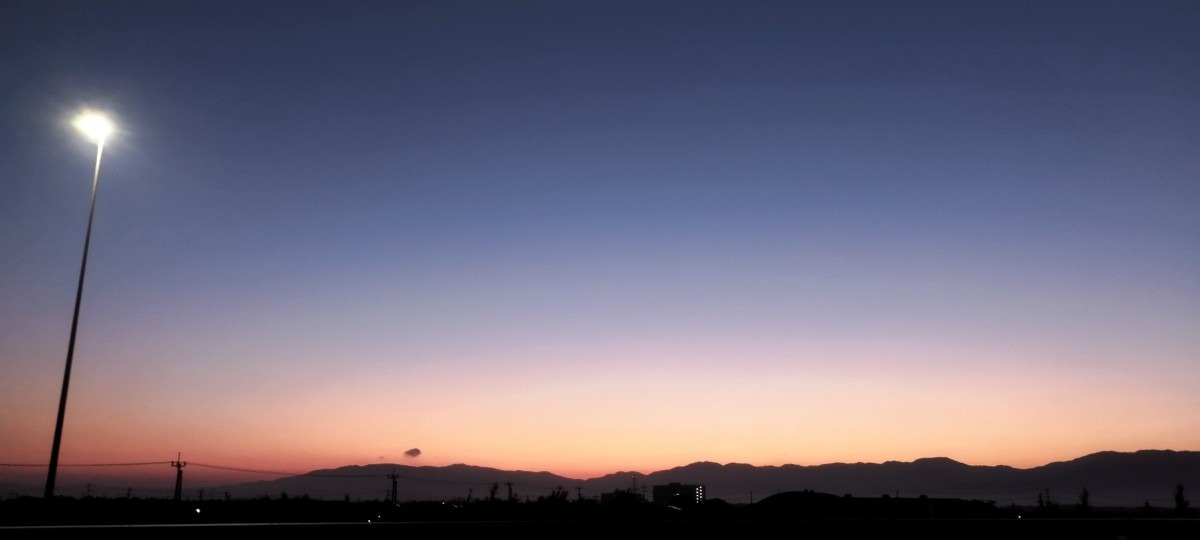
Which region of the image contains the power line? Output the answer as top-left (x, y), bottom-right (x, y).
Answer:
top-left (1, 460), bottom-right (384, 485)
top-left (0, 461), bottom-right (171, 467)
top-left (188, 463), bottom-right (401, 478)
top-left (3, 460), bottom-right (501, 487)
top-left (189, 463), bottom-right (306, 477)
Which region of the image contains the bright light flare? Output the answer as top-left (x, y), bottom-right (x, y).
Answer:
top-left (73, 111), bottom-right (114, 144)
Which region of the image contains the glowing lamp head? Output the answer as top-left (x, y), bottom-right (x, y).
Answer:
top-left (73, 111), bottom-right (114, 144)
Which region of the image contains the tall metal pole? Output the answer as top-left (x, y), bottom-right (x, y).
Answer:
top-left (45, 139), bottom-right (105, 499)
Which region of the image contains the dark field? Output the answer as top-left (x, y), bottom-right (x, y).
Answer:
top-left (3, 518), bottom-right (1200, 540)
top-left (2, 496), bottom-right (1198, 539)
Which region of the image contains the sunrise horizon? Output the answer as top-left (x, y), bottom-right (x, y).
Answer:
top-left (4, 447), bottom-right (1195, 495)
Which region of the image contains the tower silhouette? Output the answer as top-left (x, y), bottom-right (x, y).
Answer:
top-left (171, 453), bottom-right (187, 502)
top-left (388, 469), bottom-right (399, 505)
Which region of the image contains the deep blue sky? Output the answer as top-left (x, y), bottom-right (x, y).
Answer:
top-left (1, 1), bottom-right (1198, 486)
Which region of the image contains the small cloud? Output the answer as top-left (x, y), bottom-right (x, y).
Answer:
top-left (405, 448), bottom-right (421, 458)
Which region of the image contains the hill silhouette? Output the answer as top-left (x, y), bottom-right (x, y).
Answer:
top-left (202, 450), bottom-right (1198, 508)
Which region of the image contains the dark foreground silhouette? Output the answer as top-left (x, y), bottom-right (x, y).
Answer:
top-left (2, 491), bottom-right (1197, 539)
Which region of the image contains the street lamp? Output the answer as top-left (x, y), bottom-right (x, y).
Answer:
top-left (45, 110), bottom-right (114, 499)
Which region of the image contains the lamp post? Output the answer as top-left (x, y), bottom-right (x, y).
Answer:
top-left (45, 111), bottom-right (114, 499)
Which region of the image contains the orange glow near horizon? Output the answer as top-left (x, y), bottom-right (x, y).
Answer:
top-left (5, 338), bottom-right (1195, 486)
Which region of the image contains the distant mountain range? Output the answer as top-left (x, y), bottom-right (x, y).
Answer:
top-left (212, 450), bottom-right (1199, 508)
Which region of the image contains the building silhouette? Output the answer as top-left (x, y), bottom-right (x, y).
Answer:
top-left (652, 483), bottom-right (705, 507)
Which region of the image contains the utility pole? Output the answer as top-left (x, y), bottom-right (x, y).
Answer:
top-left (505, 481), bottom-right (514, 501)
top-left (171, 453), bottom-right (187, 502)
top-left (388, 469), bottom-right (399, 505)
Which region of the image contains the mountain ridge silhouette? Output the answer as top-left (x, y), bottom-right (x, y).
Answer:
top-left (211, 449), bottom-right (1198, 507)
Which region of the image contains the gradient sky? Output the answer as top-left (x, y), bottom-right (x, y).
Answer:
top-left (2, 0), bottom-right (1198, 493)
